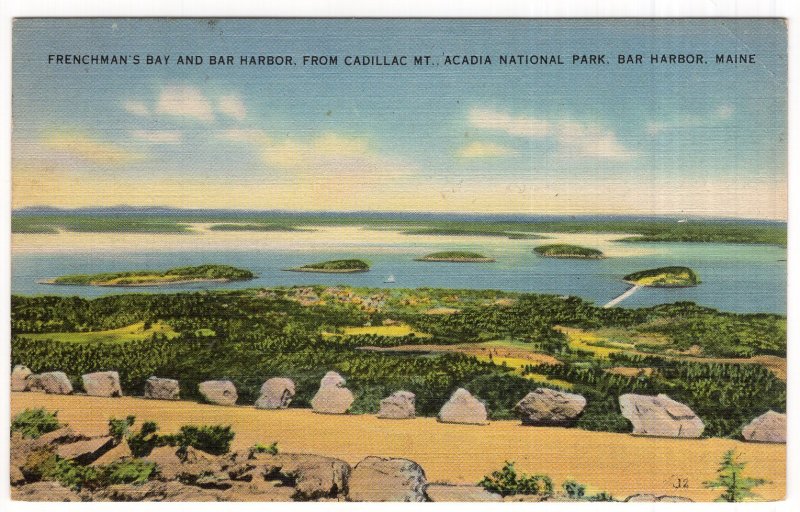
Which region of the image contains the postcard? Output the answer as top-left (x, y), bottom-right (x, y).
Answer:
top-left (9, 18), bottom-right (787, 502)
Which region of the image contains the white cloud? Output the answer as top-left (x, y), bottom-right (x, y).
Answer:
top-left (647, 104), bottom-right (734, 135)
top-left (468, 107), bottom-right (634, 162)
top-left (130, 130), bottom-right (182, 144)
top-left (156, 86), bottom-right (214, 121)
top-left (217, 95), bottom-right (247, 120)
top-left (469, 108), bottom-right (551, 137)
top-left (122, 100), bottom-right (150, 117)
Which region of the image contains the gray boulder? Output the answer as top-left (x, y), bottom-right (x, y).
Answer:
top-left (437, 388), bottom-right (488, 425)
top-left (514, 388), bottom-right (586, 426)
top-left (82, 371), bottom-right (122, 397)
top-left (625, 494), bottom-right (693, 502)
top-left (255, 452), bottom-right (351, 500)
top-left (255, 377), bottom-right (296, 409)
top-left (144, 376), bottom-right (180, 400)
top-left (377, 391), bottom-right (416, 419)
top-left (619, 393), bottom-right (704, 438)
top-left (198, 380), bottom-right (238, 406)
top-left (28, 371), bottom-right (73, 394)
top-left (11, 365), bottom-right (32, 391)
top-left (348, 456), bottom-right (427, 502)
top-left (310, 372), bottom-right (354, 414)
top-left (742, 410), bottom-right (786, 443)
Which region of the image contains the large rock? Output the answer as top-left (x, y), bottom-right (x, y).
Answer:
top-left (437, 388), bottom-right (488, 425)
top-left (320, 371), bottom-right (346, 388)
top-left (82, 371), bottom-right (122, 397)
top-left (426, 484), bottom-right (503, 502)
top-left (310, 372), bottom-right (354, 414)
top-left (742, 410), bottom-right (786, 443)
top-left (198, 380), bottom-right (238, 406)
top-left (377, 391), bottom-right (416, 419)
top-left (28, 371), bottom-right (73, 394)
top-left (56, 436), bottom-right (116, 465)
top-left (348, 456), bottom-right (428, 502)
top-left (144, 376), bottom-right (180, 400)
top-left (255, 377), bottom-right (296, 409)
top-left (625, 494), bottom-right (693, 502)
top-left (619, 394), bottom-right (704, 438)
top-left (514, 388), bottom-right (586, 426)
top-left (11, 481), bottom-right (82, 502)
top-left (11, 365), bottom-right (33, 391)
top-left (256, 452), bottom-right (351, 500)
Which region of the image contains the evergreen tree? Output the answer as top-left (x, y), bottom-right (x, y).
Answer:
top-left (703, 449), bottom-right (768, 502)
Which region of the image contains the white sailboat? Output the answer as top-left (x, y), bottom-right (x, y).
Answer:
top-left (384, 274), bottom-right (396, 283)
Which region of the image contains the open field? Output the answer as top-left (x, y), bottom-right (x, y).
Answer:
top-left (17, 321), bottom-right (178, 344)
top-left (11, 392), bottom-right (785, 501)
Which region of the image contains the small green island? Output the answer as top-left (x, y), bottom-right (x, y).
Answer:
top-left (286, 259), bottom-right (370, 273)
top-left (623, 266), bottom-right (701, 287)
top-left (46, 264), bottom-right (255, 287)
top-left (415, 251), bottom-right (496, 263)
top-left (534, 244), bottom-right (605, 259)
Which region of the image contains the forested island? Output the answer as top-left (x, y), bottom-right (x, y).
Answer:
top-left (287, 259), bottom-right (370, 273)
top-left (534, 244), bottom-right (605, 259)
top-left (624, 266), bottom-right (700, 287)
top-left (47, 265), bottom-right (255, 287)
top-left (416, 251), bottom-right (496, 262)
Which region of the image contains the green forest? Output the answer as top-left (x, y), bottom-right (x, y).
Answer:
top-left (10, 286), bottom-right (786, 439)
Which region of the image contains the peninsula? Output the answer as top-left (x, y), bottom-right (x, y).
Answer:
top-left (534, 244), bottom-right (605, 259)
top-left (415, 251), bottom-right (495, 263)
top-left (47, 264), bottom-right (255, 287)
top-left (286, 259), bottom-right (370, 273)
top-left (623, 266), bottom-right (700, 287)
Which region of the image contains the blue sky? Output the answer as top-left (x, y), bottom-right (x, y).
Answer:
top-left (12, 19), bottom-right (787, 219)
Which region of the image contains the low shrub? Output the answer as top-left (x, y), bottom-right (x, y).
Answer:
top-left (251, 442), bottom-right (279, 455)
top-left (108, 415), bottom-right (136, 441)
top-left (562, 479), bottom-right (586, 499)
top-left (125, 420), bottom-right (234, 457)
top-left (11, 408), bottom-right (62, 439)
top-left (478, 461), bottom-right (553, 497)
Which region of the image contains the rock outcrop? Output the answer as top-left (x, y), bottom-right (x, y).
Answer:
top-left (256, 452), bottom-right (351, 500)
top-left (741, 410), bottom-right (786, 443)
top-left (11, 365), bottom-right (33, 391)
top-left (310, 372), bottom-right (354, 414)
top-left (437, 388), bottom-right (488, 425)
top-left (144, 376), bottom-right (180, 400)
top-left (619, 394), bottom-right (704, 438)
top-left (56, 436), bottom-right (116, 465)
top-left (255, 378), bottom-right (296, 409)
top-left (425, 484), bottom-right (502, 502)
top-left (348, 456), bottom-right (427, 502)
top-left (82, 371), bottom-right (122, 397)
top-left (28, 371), bottom-right (73, 395)
top-left (514, 388), bottom-right (586, 426)
top-left (11, 481), bottom-right (82, 502)
top-left (198, 380), bottom-right (238, 406)
top-left (377, 391), bottom-right (416, 419)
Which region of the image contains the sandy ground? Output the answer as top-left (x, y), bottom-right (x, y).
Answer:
top-left (12, 392), bottom-right (785, 502)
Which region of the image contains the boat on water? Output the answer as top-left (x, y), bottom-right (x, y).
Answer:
top-left (384, 274), bottom-right (396, 283)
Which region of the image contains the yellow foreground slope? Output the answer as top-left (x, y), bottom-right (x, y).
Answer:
top-left (11, 392), bottom-right (785, 502)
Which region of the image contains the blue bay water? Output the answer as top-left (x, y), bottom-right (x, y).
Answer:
top-left (11, 236), bottom-right (786, 314)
